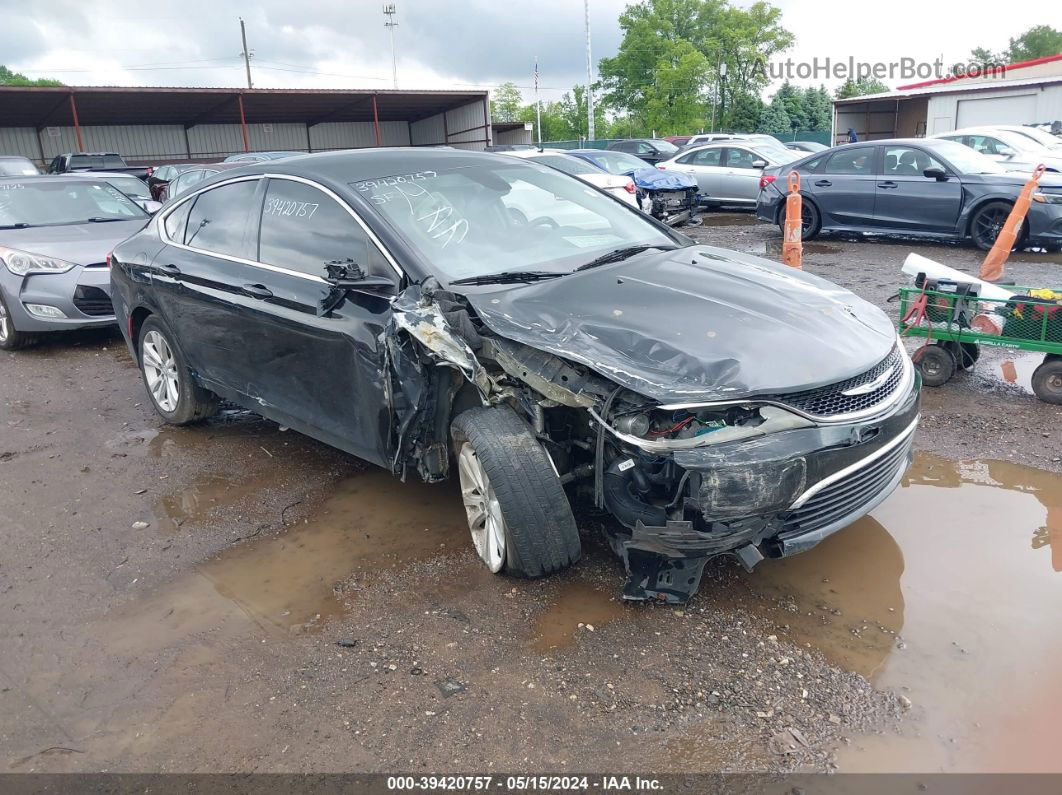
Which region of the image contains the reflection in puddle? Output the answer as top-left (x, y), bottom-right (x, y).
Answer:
top-left (530, 579), bottom-right (627, 653)
top-left (154, 473), bottom-right (241, 531)
top-left (977, 353), bottom-right (1041, 396)
top-left (748, 452), bottom-right (1062, 772)
top-left (698, 212), bottom-right (759, 227)
top-left (752, 239), bottom-right (842, 258)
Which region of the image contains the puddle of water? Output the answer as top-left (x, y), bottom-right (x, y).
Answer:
top-left (976, 352), bottom-right (1042, 396)
top-left (750, 239), bottom-right (842, 258)
top-left (529, 579), bottom-right (628, 653)
top-left (154, 473), bottom-right (244, 532)
top-left (745, 451), bottom-right (1062, 772)
top-left (1010, 248), bottom-right (1062, 265)
top-left (698, 212), bottom-right (758, 227)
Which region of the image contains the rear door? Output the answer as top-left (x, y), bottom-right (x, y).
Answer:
top-left (809, 146), bottom-right (878, 227)
top-left (719, 146), bottom-right (765, 203)
top-left (873, 145), bottom-right (961, 233)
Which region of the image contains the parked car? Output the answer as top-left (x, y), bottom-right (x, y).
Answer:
top-left (756, 138), bottom-right (1062, 251)
top-left (677, 133), bottom-right (744, 151)
top-left (567, 149), bottom-right (698, 225)
top-left (0, 176), bottom-right (152, 349)
top-left (46, 152), bottom-right (151, 180)
top-left (159, 163), bottom-right (246, 201)
top-left (0, 156), bottom-right (40, 176)
top-left (657, 142), bottom-right (801, 207)
top-left (110, 148), bottom-right (919, 603)
top-left (502, 149), bottom-right (638, 207)
top-left (662, 135), bottom-right (693, 147)
top-left (485, 145), bottom-right (537, 152)
top-left (987, 125), bottom-right (1062, 152)
top-left (786, 141), bottom-right (829, 153)
top-left (222, 151), bottom-right (301, 163)
top-left (147, 164), bottom-right (201, 201)
top-left (65, 171), bottom-right (160, 210)
top-left (929, 127), bottom-right (1062, 173)
top-left (606, 138), bottom-right (680, 165)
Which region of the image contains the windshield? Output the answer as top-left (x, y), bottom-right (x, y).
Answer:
top-left (1007, 126), bottom-right (1062, 149)
top-left (930, 141), bottom-right (1007, 174)
top-left (578, 151), bottom-right (649, 174)
top-left (527, 154), bottom-right (602, 176)
top-left (0, 159), bottom-right (39, 176)
top-left (352, 162), bottom-right (679, 282)
top-left (0, 180), bottom-right (147, 227)
top-left (652, 140), bottom-right (679, 153)
top-left (762, 147), bottom-right (803, 164)
top-left (102, 176), bottom-right (151, 200)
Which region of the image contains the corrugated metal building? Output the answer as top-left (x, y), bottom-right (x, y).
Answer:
top-left (0, 86), bottom-right (493, 166)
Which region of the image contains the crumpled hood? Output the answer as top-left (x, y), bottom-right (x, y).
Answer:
top-left (463, 245), bottom-right (896, 402)
top-left (0, 220), bottom-right (148, 266)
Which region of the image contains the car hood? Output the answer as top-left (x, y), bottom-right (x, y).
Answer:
top-left (462, 245), bottom-right (896, 402)
top-left (0, 219), bottom-right (148, 266)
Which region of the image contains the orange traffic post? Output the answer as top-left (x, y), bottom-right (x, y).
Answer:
top-left (782, 171), bottom-right (802, 269)
top-left (980, 163), bottom-right (1046, 282)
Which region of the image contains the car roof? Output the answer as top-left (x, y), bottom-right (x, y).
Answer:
top-left (0, 155), bottom-right (34, 161)
top-left (64, 171), bottom-right (143, 178)
top-left (65, 152), bottom-right (121, 156)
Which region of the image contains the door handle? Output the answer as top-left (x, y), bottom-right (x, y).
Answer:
top-left (242, 283), bottom-right (273, 300)
top-left (157, 263), bottom-right (181, 277)
top-left (814, 179), bottom-right (832, 187)
top-left (877, 181), bottom-right (898, 189)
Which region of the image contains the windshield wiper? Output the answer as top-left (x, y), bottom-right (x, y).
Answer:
top-left (449, 270), bottom-right (565, 286)
top-left (85, 217), bottom-right (126, 223)
top-left (575, 244), bottom-right (678, 272)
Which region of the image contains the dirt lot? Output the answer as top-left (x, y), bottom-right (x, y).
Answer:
top-left (1, 214), bottom-right (1060, 775)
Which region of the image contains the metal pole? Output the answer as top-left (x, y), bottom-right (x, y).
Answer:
top-left (583, 0), bottom-right (595, 141)
top-left (237, 93), bottom-right (250, 152)
top-left (534, 56), bottom-right (542, 146)
top-left (383, 4), bottom-right (398, 90)
top-left (239, 17), bottom-right (253, 89)
top-left (69, 93), bottom-right (84, 151)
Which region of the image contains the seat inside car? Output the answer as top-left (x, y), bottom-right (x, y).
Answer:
top-left (896, 151), bottom-right (920, 175)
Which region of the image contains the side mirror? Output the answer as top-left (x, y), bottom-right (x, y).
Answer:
top-left (324, 261), bottom-right (395, 294)
top-left (923, 167), bottom-right (948, 181)
top-left (752, 159), bottom-right (768, 169)
top-left (138, 199), bottom-right (163, 214)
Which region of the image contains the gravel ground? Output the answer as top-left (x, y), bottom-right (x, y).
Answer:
top-left (1, 214), bottom-right (1058, 774)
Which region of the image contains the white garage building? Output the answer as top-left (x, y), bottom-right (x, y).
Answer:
top-left (832, 54), bottom-right (1062, 144)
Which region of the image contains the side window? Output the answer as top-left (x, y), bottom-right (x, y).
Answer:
top-left (883, 147), bottom-right (947, 176)
top-left (725, 148), bottom-right (758, 169)
top-left (966, 135), bottom-right (1013, 156)
top-left (49, 157), bottom-right (61, 173)
top-left (799, 154), bottom-right (826, 172)
top-left (163, 200), bottom-right (193, 243)
top-left (690, 148), bottom-right (723, 166)
top-left (257, 179), bottom-right (392, 279)
top-left (823, 147), bottom-right (874, 175)
top-left (185, 180), bottom-right (257, 257)
top-left (636, 143), bottom-right (654, 154)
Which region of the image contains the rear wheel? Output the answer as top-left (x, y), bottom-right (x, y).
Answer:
top-left (779, 198), bottom-right (821, 240)
top-left (913, 343), bottom-right (955, 387)
top-left (970, 201), bottom-right (1026, 251)
top-left (0, 293), bottom-right (39, 351)
top-left (1031, 359), bottom-right (1062, 405)
top-left (138, 316), bottom-right (219, 424)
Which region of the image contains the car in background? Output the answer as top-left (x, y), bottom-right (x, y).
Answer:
top-left (986, 125), bottom-right (1062, 152)
top-left (756, 138), bottom-right (1062, 251)
top-left (0, 156), bottom-right (40, 176)
top-left (46, 152), bottom-right (151, 180)
top-left (677, 133), bottom-right (744, 150)
top-left (222, 151), bottom-right (301, 163)
top-left (657, 142), bottom-right (801, 207)
top-left (148, 164), bottom-right (201, 201)
top-left (929, 127), bottom-right (1062, 173)
top-left (159, 162), bottom-right (246, 201)
top-left (0, 176), bottom-right (152, 349)
top-left (65, 171), bottom-right (161, 211)
top-left (606, 139), bottom-right (680, 165)
top-left (502, 149), bottom-right (637, 206)
top-left (662, 135), bottom-right (692, 147)
top-left (786, 141), bottom-right (829, 153)
top-left (109, 147), bottom-right (918, 604)
top-left (485, 145), bottom-right (537, 152)
top-left (567, 148), bottom-right (698, 225)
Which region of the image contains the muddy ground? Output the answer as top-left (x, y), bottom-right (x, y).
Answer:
top-left (1, 215), bottom-right (1060, 775)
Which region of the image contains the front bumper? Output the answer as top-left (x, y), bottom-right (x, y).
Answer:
top-left (0, 265), bottom-right (115, 333)
top-left (1026, 201), bottom-right (1062, 246)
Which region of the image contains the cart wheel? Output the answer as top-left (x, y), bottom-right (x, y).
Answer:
top-left (943, 341), bottom-right (980, 370)
top-left (1031, 359), bottom-right (1062, 405)
top-left (913, 343), bottom-right (955, 387)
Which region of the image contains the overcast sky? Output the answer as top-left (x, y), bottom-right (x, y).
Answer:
top-left (0, 0), bottom-right (1051, 102)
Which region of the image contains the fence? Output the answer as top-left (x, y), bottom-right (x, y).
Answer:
top-left (543, 130), bottom-right (832, 148)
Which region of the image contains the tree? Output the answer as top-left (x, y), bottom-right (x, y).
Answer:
top-left (971, 25), bottom-right (1062, 65)
top-left (801, 85), bottom-right (833, 131)
top-left (770, 81), bottom-right (807, 132)
top-left (0, 65), bottom-right (63, 87)
top-left (723, 91), bottom-right (763, 132)
top-left (834, 77), bottom-right (889, 99)
top-left (490, 81), bottom-right (523, 123)
top-left (756, 102), bottom-right (790, 135)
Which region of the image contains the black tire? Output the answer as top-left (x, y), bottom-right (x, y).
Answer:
top-left (451, 405), bottom-right (581, 578)
top-left (778, 197), bottom-right (821, 241)
top-left (1031, 359), bottom-right (1062, 405)
top-left (942, 341), bottom-right (980, 370)
top-left (913, 343), bottom-right (955, 387)
top-left (137, 316), bottom-right (219, 424)
top-left (0, 292), bottom-right (40, 351)
top-left (969, 201), bottom-right (1026, 252)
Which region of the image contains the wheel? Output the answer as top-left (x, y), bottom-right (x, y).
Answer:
top-left (969, 201), bottom-right (1026, 252)
top-left (137, 316), bottom-right (219, 424)
top-left (913, 343), bottom-right (955, 387)
top-left (1031, 359), bottom-right (1062, 405)
top-left (451, 406), bottom-right (581, 578)
top-left (942, 341), bottom-right (980, 370)
top-left (0, 292), bottom-right (39, 351)
top-left (778, 197), bottom-right (821, 241)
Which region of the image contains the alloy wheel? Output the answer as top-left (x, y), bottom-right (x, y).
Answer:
top-left (141, 330), bottom-right (180, 413)
top-left (0, 299), bottom-right (8, 343)
top-left (456, 443), bottom-right (506, 573)
top-left (974, 207), bottom-right (1008, 247)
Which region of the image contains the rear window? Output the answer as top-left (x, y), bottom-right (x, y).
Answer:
top-left (184, 180), bottom-right (257, 258)
top-left (69, 155), bottom-right (105, 170)
top-left (102, 155), bottom-right (126, 168)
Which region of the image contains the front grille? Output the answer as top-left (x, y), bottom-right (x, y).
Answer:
top-left (779, 432), bottom-right (913, 537)
top-left (771, 345), bottom-right (905, 418)
top-left (72, 285), bottom-right (114, 317)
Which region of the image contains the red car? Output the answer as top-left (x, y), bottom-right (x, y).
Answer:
top-left (662, 136), bottom-right (692, 146)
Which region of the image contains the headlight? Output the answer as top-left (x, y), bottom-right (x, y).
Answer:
top-left (0, 246), bottom-right (78, 276)
top-left (1032, 192), bottom-right (1062, 205)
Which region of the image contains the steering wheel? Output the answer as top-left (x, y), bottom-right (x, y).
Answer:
top-left (529, 216), bottom-right (559, 229)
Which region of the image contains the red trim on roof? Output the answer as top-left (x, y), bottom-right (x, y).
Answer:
top-left (897, 52), bottom-right (1062, 91)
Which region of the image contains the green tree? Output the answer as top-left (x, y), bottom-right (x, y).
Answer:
top-left (756, 101), bottom-right (790, 135)
top-left (0, 65), bottom-right (64, 86)
top-left (971, 25), bottom-right (1062, 65)
top-left (834, 77), bottom-right (889, 99)
top-left (723, 91), bottom-right (763, 132)
top-left (801, 85), bottom-right (833, 131)
top-left (490, 81), bottom-right (523, 123)
top-left (770, 81), bottom-right (806, 131)
top-left (642, 39), bottom-right (711, 133)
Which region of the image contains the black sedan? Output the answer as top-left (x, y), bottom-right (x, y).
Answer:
top-left (110, 148), bottom-right (918, 603)
top-left (757, 138), bottom-right (1062, 251)
top-left (606, 138), bottom-right (680, 165)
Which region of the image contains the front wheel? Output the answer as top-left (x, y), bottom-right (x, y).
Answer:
top-left (0, 292), bottom-right (39, 351)
top-left (451, 406), bottom-right (580, 578)
top-left (138, 316), bottom-right (219, 424)
top-left (913, 343), bottom-right (955, 387)
top-left (970, 201), bottom-right (1026, 252)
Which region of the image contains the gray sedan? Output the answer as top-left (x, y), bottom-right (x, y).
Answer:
top-left (0, 177), bottom-right (151, 349)
top-left (657, 143), bottom-right (801, 206)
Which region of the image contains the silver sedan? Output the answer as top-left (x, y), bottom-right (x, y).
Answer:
top-left (657, 143), bottom-right (801, 206)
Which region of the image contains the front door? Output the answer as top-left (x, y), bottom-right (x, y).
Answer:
top-left (873, 145), bottom-right (962, 233)
top-left (719, 147), bottom-right (766, 203)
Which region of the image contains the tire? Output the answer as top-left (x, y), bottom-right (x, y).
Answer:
top-left (913, 343), bottom-right (955, 387)
top-left (969, 201), bottom-right (1026, 252)
top-left (0, 292), bottom-right (40, 351)
top-left (778, 197), bottom-right (821, 241)
top-left (1031, 359), bottom-right (1062, 405)
top-left (942, 341), bottom-right (980, 370)
top-left (137, 316), bottom-right (219, 424)
top-left (451, 405), bottom-right (581, 578)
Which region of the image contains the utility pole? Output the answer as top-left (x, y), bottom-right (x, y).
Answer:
top-left (239, 17), bottom-right (253, 89)
top-left (383, 4), bottom-right (398, 89)
top-left (584, 0), bottom-right (595, 140)
top-left (534, 56), bottom-right (542, 146)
